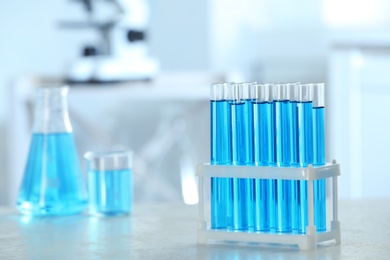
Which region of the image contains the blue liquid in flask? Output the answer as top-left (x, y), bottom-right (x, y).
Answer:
top-left (230, 100), bottom-right (254, 230)
top-left (17, 133), bottom-right (87, 216)
top-left (210, 100), bottom-right (232, 229)
top-left (88, 168), bottom-right (132, 215)
top-left (297, 101), bottom-right (314, 234)
top-left (275, 100), bottom-right (292, 233)
top-left (313, 106), bottom-right (326, 231)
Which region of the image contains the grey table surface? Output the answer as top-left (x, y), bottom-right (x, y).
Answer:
top-left (0, 199), bottom-right (389, 259)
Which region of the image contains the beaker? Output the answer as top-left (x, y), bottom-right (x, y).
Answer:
top-left (84, 150), bottom-right (133, 216)
top-left (17, 85), bottom-right (87, 216)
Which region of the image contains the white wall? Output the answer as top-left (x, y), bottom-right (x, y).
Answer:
top-left (0, 0), bottom-right (211, 119)
top-left (0, 0), bottom-right (96, 118)
top-left (148, 0), bottom-right (210, 71)
top-left (209, 0), bottom-right (327, 83)
top-left (328, 46), bottom-right (390, 198)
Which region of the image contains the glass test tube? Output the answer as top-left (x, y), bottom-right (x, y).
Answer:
top-left (267, 84), bottom-right (278, 232)
top-left (312, 83), bottom-right (326, 232)
top-left (242, 82), bottom-right (256, 230)
top-left (289, 83), bottom-right (300, 167)
top-left (297, 83), bottom-right (314, 234)
top-left (274, 83), bottom-right (292, 233)
top-left (252, 83), bottom-right (275, 231)
top-left (229, 82), bottom-right (255, 231)
top-left (210, 82), bottom-right (232, 229)
top-left (290, 83), bottom-right (300, 233)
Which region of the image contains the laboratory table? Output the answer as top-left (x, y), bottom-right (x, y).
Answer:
top-left (0, 199), bottom-right (389, 259)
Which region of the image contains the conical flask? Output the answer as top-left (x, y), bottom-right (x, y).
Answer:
top-left (17, 85), bottom-right (87, 216)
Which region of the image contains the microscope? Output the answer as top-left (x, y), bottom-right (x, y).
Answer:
top-left (61, 0), bottom-right (159, 83)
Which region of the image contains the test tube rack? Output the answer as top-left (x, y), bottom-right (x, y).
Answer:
top-left (196, 160), bottom-right (341, 250)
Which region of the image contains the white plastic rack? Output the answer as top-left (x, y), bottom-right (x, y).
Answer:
top-left (196, 160), bottom-right (341, 250)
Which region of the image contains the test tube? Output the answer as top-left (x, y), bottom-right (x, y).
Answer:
top-left (290, 83), bottom-right (300, 233)
top-left (252, 83), bottom-right (274, 232)
top-left (274, 83), bottom-right (292, 166)
top-left (267, 84), bottom-right (278, 233)
top-left (289, 83), bottom-right (300, 167)
top-left (274, 83), bottom-right (292, 233)
top-left (242, 82), bottom-right (256, 231)
top-left (210, 82), bottom-right (232, 229)
top-left (297, 83), bottom-right (314, 234)
top-left (229, 82), bottom-right (255, 231)
top-left (312, 83), bottom-right (326, 232)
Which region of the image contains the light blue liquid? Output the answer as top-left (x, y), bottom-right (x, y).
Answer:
top-left (313, 107), bottom-right (326, 232)
top-left (231, 100), bottom-right (254, 165)
top-left (88, 169), bottom-right (132, 215)
top-left (290, 102), bottom-right (300, 166)
top-left (275, 100), bottom-right (293, 233)
top-left (253, 102), bottom-right (274, 165)
top-left (275, 100), bottom-right (292, 166)
top-left (297, 101), bottom-right (314, 233)
top-left (210, 100), bottom-right (232, 229)
top-left (298, 102), bottom-right (314, 166)
top-left (230, 100), bottom-right (254, 230)
top-left (253, 101), bottom-right (275, 232)
top-left (17, 133), bottom-right (87, 216)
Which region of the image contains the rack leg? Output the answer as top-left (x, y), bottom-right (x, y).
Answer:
top-left (308, 179), bottom-right (314, 227)
top-left (331, 220), bottom-right (341, 245)
top-left (332, 176), bottom-right (339, 222)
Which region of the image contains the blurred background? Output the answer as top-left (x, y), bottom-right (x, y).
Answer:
top-left (1, 0), bottom-right (390, 206)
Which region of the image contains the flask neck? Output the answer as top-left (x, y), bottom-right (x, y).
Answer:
top-left (33, 86), bottom-right (72, 134)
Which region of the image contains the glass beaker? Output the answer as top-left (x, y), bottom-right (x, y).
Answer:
top-left (84, 150), bottom-right (133, 216)
top-left (17, 85), bottom-right (87, 216)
